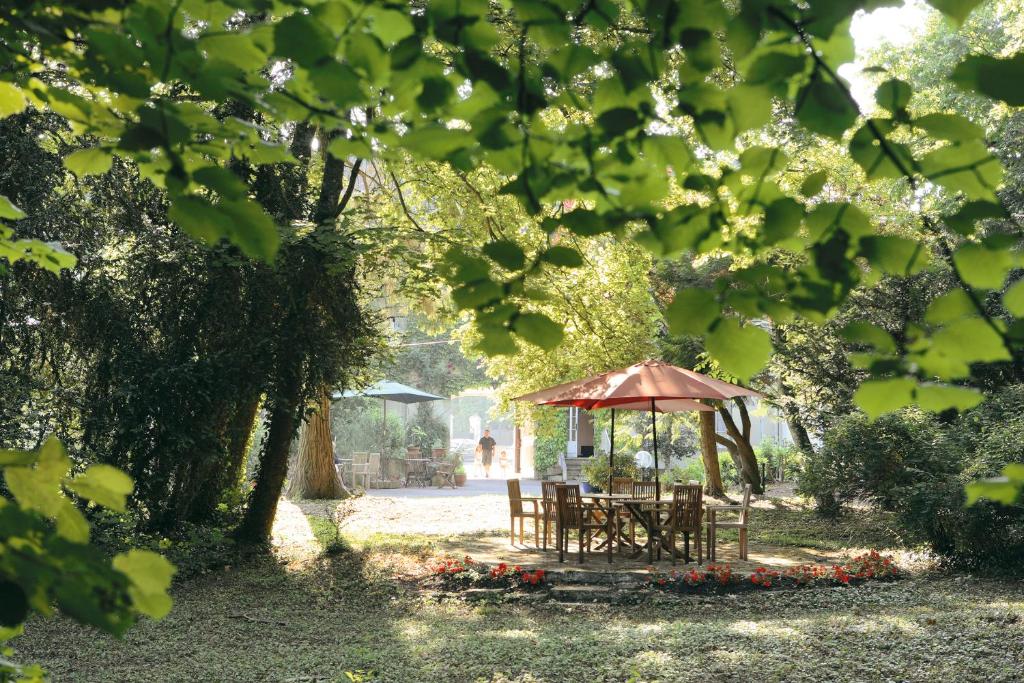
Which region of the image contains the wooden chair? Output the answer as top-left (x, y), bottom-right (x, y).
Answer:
top-left (351, 452), bottom-right (370, 489)
top-left (367, 452), bottom-right (381, 488)
top-left (610, 478), bottom-right (633, 553)
top-left (629, 480), bottom-right (658, 547)
top-left (555, 484), bottom-right (604, 564)
top-left (507, 479), bottom-right (541, 546)
top-left (707, 484), bottom-right (752, 561)
top-left (434, 460), bottom-right (457, 488)
top-left (405, 457), bottom-right (429, 487)
top-left (633, 481), bottom-right (657, 499)
top-left (663, 483), bottom-right (703, 565)
top-left (540, 481), bottom-right (559, 550)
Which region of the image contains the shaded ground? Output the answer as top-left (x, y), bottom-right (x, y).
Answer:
top-left (13, 483), bottom-right (1024, 682)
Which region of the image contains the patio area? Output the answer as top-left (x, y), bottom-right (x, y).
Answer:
top-left (303, 475), bottom-right (857, 576)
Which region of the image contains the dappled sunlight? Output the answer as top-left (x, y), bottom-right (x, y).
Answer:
top-left (271, 498), bottom-right (322, 564)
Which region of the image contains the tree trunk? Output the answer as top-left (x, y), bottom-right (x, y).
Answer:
top-left (224, 395), bottom-right (262, 486)
top-left (235, 378), bottom-right (302, 544)
top-left (287, 390), bottom-right (349, 499)
top-left (235, 140), bottom-right (362, 543)
top-left (699, 408), bottom-right (725, 496)
top-left (717, 399), bottom-right (764, 494)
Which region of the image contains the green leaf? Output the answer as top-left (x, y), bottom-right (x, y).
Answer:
top-left (476, 327), bottom-right (518, 356)
top-left (665, 289), bottom-right (719, 336)
top-left (953, 243), bottom-right (1014, 289)
top-left (914, 113), bottom-right (985, 142)
top-left (0, 195), bottom-right (26, 220)
top-left (952, 53), bottom-right (1024, 106)
top-left (451, 280), bottom-right (502, 309)
top-left (0, 82), bottom-right (27, 119)
top-left (214, 199), bottom-right (280, 262)
top-left (112, 550), bottom-right (176, 620)
top-left (1004, 280), bottom-right (1024, 317)
top-left (849, 120), bottom-right (914, 180)
top-left (853, 377), bottom-right (916, 419)
top-left (925, 289), bottom-right (975, 324)
top-left (326, 136), bottom-right (372, 160)
top-left (367, 7), bottom-right (415, 45)
top-left (914, 383), bottom-right (982, 413)
top-left (64, 148), bottom-right (113, 178)
top-left (930, 0), bottom-right (985, 24)
top-left (943, 200), bottom-right (1006, 236)
top-left (919, 317), bottom-right (1011, 378)
top-left (512, 312), bottom-right (564, 350)
top-left (482, 240), bottom-right (526, 270)
top-left (541, 246), bottom-right (583, 268)
top-left (965, 463), bottom-right (1024, 506)
top-left (597, 107), bottom-right (641, 136)
top-left (726, 84), bottom-right (772, 133)
top-left (4, 435), bottom-right (70, 518)
top-left (0, 448), bottom-right (36, 466)
top-left (705, 318), bottom-right (772, 382)
top-left (840, 322), bottom-right (896, 353)
top-left (800, 171), bottom-right (828, 196)
top-left (858, 235), bottom-right (929, 275)
top-left (762, 198), bottom-right (803, 244)
top-left (795, 74), bottom-right (859, 140)
top-left (274, 13), bottom-right (335, 68)
top-left (310, 63), bottom-right (366, 108)
top-left (920, 140), bottom-right (1003, 202)
top-left (168, 196), bottom-right (224, 245)
top-left (0, 581), bottom-right (28, 628)
top-left (875, 79), bottom-right (911, 113)
top-left (192, 166), bottom-right (247, 200)
top-left (66, 464), bottom-right (134, 513)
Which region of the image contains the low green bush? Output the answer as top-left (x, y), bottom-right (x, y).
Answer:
top-left (800, 390), bottom-right (1024, 570)
top-left (667, 458), bottom-right (705, 484)
top-left (798, 409), bottom-right (956, 515)
top-left (756, 439), bottom-right (803, 483)
top-left (581, 453), bottom-right (639, 490)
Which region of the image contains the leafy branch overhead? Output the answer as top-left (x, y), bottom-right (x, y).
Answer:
top-left (1, 1), bottom-right (1023, 493)
top-left (0, 436), bottom-right (175, 674)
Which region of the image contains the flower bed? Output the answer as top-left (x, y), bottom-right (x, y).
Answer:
top-left (428, 556), bottom-right (546, 591)
top-left (647, 551), bottom-right (900, 594)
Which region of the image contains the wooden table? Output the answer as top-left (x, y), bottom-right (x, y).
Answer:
top-left (617, 498), bottom-right (678, 564)
top-left (404, 458), bottom-right (431, 487)
top-left (581, 493), bottom-right (632, 564)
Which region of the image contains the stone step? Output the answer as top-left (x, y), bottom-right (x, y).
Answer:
top-left (550, 569), bottom-right (649, 587)
top-left (548, 584), bottom-right (618, 603)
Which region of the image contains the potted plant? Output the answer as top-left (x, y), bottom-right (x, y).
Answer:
top-left (581, 453), bottom-right (640, 493)
top-left (454, 461), bottom-right (467, 487)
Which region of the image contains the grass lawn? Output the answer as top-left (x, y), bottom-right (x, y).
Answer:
top-left (12, 498), bottom-right (1024, 682)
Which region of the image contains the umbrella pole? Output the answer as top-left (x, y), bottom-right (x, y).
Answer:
top-left (651, 398), bottom-right (660, 500)
top-left (382, 399), bottom-right (387, 460)
top-left (608, 409), bottom-right (615, 494)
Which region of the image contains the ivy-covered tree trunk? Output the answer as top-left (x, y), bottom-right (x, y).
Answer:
top-left (287, 390), bottom-right (349, 499)
top-left (699, 408), bottom-right (725, 496)
top-left (716, 399), bottom-right (764, 494)
top-left (236, 140), bottom-right (368, 542)
top-left (236, 378), bottom-right (302, 543)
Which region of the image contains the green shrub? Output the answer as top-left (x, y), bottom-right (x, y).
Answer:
top-left (756, 439), bottom-right (803, 483)
top-left (798, 409), bottom-right (956, 514)
top-left (532, 409), bottom-right (567, 474)
top-left (581, 453), bottom-right (640, 490)
top-left (405, 403), bottom-right (448, 456)
top-left (667, 458), bottom-right (705, 484)
top-left (801, 391), bottom-right (1024, 570)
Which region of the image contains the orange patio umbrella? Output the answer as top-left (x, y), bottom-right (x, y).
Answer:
top-left (514, 360), bottom-right (760, 496)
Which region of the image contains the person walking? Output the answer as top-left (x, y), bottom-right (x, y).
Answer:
top-left (478, 428), bottom-right (496, 478)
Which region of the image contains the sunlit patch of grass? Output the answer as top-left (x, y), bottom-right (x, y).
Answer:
top-left (728, 507), bottom-right (916, 552)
